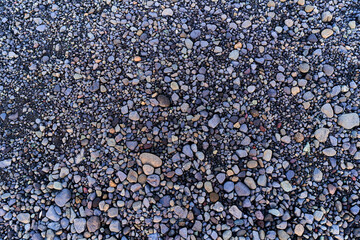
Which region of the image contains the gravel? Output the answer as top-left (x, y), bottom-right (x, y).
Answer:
top-left (1, 0), bottom-right (359, 239)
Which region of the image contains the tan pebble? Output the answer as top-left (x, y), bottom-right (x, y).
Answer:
top-left (133, 56), bottom-right (141, 62)
top-left (143, 164), bottom-right (154, 175)
top-left (321, 29), bottom-right (334, 39)
top-left (234, 42), bottom-right (242, 49)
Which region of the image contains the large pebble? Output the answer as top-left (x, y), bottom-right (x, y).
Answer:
top-left (55, 189), bottom-right (71, 207)
top-left (314, 128), bottom-right (329, 142)
top-left (140, 153), bottom-right (162, 168)
top-left (235, 182), bottom-right (251, 196)
top-left (338, 113), bottom-right (359, 129)
top-left (87, 216), bottom-right (100, 232)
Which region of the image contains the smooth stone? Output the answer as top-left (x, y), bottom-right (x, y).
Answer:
top-left (109, 220), bottom-right (121, 232)
top-left (314, 128), bottom-right (330, 143)
top-left (129, 111), bottom-right (140, 121)
top-left (322, 11), bottom-right (333, 22)
top-left (229, 206), bottom-right (242, 219)
top-left (139, 153), bottom-right (162, 167)
top-left (236, 149), bottom-right (248, 158)
top-left (314, 210), bottom-right (324, 221)
top-left (323, 64), bottom-right (334, 76)
top-left (235, 182), bottom-right (251, 196)
top-left (46, 206), bottom-right (60, 222)
top-left (17, 213), bottom-right (30, 224)
top-left (224, 181), bottom-right (235, 193)
top-left (313, 168), bottom-right (323, 182)
top-left (321, 28), bottom-right (334, 38)
top-left (157, 95), bottom-right (170, 107)
top-left (323, 148), bottom-right (336, 156)
top-left (247, 160), bottom-right (258, 168)
top-left (263, 149), bottom-right (272, 161)
top-left (147, 174), bottom-right (160, 187)
top-left (55, 189), bottom-right (71, 207)
top-left (321, 103), bottom-right (334, 118)
top-left (280, 181), bottom-right (293, 192)
top-left (87, 216), bottom-right (100, 232)
top-left (208, 114), bottom-right (220, 128)
top-left (229, 50), bottom-right (239, 60)
top-left (162, 8), bottom-right (173, 16)
top-left (74, 218), bottom-right (86, 233)
top-left (182, 145), bottom-right (193, 158)
top-left (299, 63), bottom-right (310, 73)
top-left (338, 113), bottom-right (359, 129)
top-left (244, 177), bottom-right (256, 190)
top-left (294, 224), bottom-right (304, 236)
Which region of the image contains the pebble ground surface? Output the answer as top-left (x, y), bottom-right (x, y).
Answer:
top-left (0, 0), bottom-right (360, 239)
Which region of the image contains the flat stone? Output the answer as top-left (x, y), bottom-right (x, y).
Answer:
top-left (139, 153), bottom-right (162, 167)
top-left (280, 181), bottom-right (293, 192)
top-left (236, 149), bottom-right (248, 158)
top-left (87, 216), bottom-right (100, 232)
top-left (299, 63), bottom-right (310, 73)
top-left (46, 206), bottom-right (60, 221)
top-left (208, 114), bottom-right (220, 128)
top-left (109, 220), bottom-right (121, 232)
top-left (182, 145), bottom-right (193, 158)
top-left (55, 189), bottom-right (71, 207)
top-left (17, 213), bottom-right (30, 224)
top-left (321, 103), bottom-right (334, 118)
top-left (162, 8), bottom-right (173, 16)
top-left (263, 149), bottom-right (272, 161)
top-left (129, 111), bottom-right (140, 121)
top-left (323, 148), bottom-right (336, 156)
top-left (157, 95), bottom-right (170, 107)
top-left (313, 168), bottom-right (323, 182)
top-left (314, 128), bottom-right (330, 142)
top-left (224, 181), bottom-right (235, 192)
top-left (235, 182), bottom-right (251, 196)
top-left (338, 113), bottom-right (359, 129)
top-left (74, 218), bottom-right (86, 233)
top-left (323, 64), bottom-right (334, 76)
top-left (229, 206), bottom-right (242, 219)
top-left (321, 28), bottom-right (334, 38)
top-left (229, 50), bottom-right (239, 60)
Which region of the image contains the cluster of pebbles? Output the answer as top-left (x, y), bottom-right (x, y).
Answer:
top-left (0, 0), bottom-right (360, 239)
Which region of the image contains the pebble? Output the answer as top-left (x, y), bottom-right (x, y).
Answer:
top-left (139, 153), bottom-right (162, 168)
top-left (229, 206), bottom-right (242, 219)
top-left (323, 148), bottom-right (336, 156)
top-left (322, 11), bottom-right (333, 22)
top-left (321, 103), bottom-right (334, 118)
top-left (263, 149), bottom-right (272, 161)
top-left (74, 218), bottom-right (86, 233)
top-left (294, 224), bottom-right (304, 236)
top-left (299, 63), bottom-right (310, 73)
top-left (321, 29), bottom-right (334, 38)
top-left (322, 64), bottom-right (334, 76)
top-left (17, 213), bottom-right (30, 224)
top-left (208, 114), bottom-right (220, 128)
top-left (229, 50), bottom-right (239, 60)
top-left (314, 128), bottom-right (330, 142)
top-left (87, 216), bottom-right (100, 232)
top-left (55, 189), bottom-right (71, 207)
top-left (338, 113), bottom-right (359, 129)
top-left (280, 181), bottom-right (293, 192)
top-left (313, 168), bottom-right (323, 182)
top-left (235, 182), bottom-right (251, 196)
top-left (162, 8), bottom-right (173, 16)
